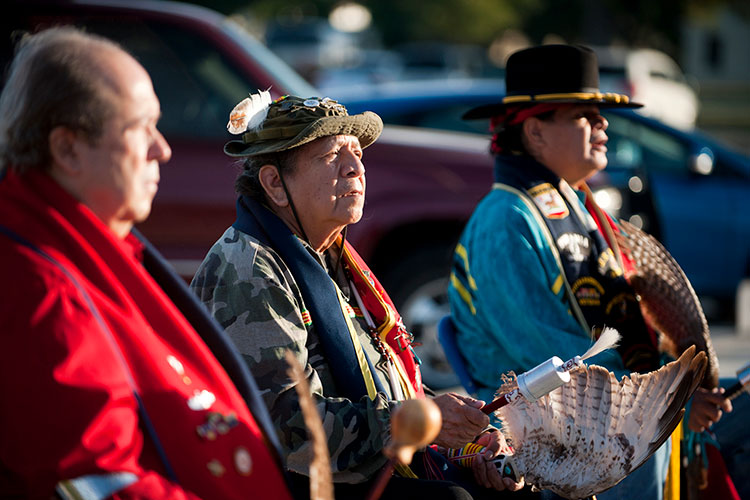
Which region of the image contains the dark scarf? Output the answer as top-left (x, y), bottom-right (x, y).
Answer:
top-left (232, 195), bottom-right (386, 401)
top-left (494, 155), bottom-right (659, 372)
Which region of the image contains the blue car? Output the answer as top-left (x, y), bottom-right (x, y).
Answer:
top-left (338, 80), bottom-right (750, 313)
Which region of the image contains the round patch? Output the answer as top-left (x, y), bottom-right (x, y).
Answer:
top-left (303, 99), bottom-right (320, 108)
top-left (234, 447), bottom-right (253, 476)
top-left (557, 232), bottom-right (591, 262)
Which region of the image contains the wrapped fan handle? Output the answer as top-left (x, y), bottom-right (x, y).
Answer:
top-left (492, 454), bottom-right (520, 481)
top-left (446, 444), bottom-right (520, 481)
top-left (482, 356), bottom-right (571, 414)
top-left (724, 362), bottom-right (750, 401)
top-left (481, 330), bottom-right (620, 414)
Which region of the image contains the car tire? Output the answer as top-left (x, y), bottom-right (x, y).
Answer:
top-left (381, 245), bottom-right (461, 390)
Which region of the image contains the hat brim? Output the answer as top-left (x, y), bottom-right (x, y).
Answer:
top-left (462, 93), bottom-right (642, 120)
top-left (224, 111), bottom-right (383, 157)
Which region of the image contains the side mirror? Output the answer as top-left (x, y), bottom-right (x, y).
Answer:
top-left (689, 147), bottom-right (714, 176)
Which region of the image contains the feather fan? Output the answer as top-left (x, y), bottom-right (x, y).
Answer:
top-left (616, 219), bottom-right (719, 388)
top-left (496, 346), bottom-right (706, 499)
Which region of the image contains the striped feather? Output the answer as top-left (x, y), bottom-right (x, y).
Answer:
top-left (616, 219), bottom-right (719, 388)
top-left (495, 348), bottom-right (706, 499)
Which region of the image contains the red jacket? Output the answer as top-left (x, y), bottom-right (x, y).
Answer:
top-left (0, 171), bottom-right (292, 500)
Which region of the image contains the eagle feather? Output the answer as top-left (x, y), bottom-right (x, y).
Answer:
top-left (616, 219), bottom-right (719, 388)
top-left (496, 346), bottom-right (706, 499)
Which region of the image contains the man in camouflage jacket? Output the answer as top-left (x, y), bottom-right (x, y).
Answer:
top-left (191, 94), bottom-right (527, 500)
top-left (192, 226), bottom-right (396, 482)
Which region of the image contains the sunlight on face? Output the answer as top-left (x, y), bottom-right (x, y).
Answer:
top-left (284, 135), bottom-right (366, 236)
top-left (537, 105), bottom-right (609, 185)
top-left (73, 48), bottom-right (171, 237)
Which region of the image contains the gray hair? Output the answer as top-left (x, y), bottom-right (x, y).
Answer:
top-left (0, 26), bottom-right (124, 173)
top-left (235, 148), bottom-right (301, 200)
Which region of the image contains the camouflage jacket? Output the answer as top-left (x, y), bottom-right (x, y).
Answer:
top-left (191, 226), bottom-right (397, 483)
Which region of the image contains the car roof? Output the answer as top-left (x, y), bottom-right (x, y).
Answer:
top-left (332, 78), bottom-right (505, 100)
top-left (8, 0), bottom-right (225, 24)
top-left (331, 78), bottom-right (505, 115)
top-left (335, 79), bottom-right (748, 166)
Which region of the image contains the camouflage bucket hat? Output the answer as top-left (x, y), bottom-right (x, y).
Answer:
top-left (224, 93), bottom-right (383, 157)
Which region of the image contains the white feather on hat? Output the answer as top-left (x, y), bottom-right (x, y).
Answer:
top-left (227, 90), bottom-right (273, 135)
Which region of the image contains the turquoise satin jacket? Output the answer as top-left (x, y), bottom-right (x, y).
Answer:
top-left (448, 157), bottom-right (628, 404)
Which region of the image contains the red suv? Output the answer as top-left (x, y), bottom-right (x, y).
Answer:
top-left (2, 0), bottom-right (493, 388)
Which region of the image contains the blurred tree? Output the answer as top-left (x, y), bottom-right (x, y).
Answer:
top-left (364, 0), bottom-right (534, 46)
top-left (519, 0), bottom-right (689, 57)
top-left (179, 0), bottom-right (740, 59)
top-left (183, 0), bottom-right (536, 45)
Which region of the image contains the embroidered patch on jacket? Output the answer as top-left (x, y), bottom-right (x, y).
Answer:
top-left (196, 411), bottom-right (239, 441)
top-left (572, 276), bottom-right (604, 307)
top-left (301, 309), bottom-right (312, 326)
top-left (557, 232), bottom-right (592, 262)
top-left (529, 183), bottom-right (569, 219)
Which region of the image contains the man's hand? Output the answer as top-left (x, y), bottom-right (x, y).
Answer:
top-left (471, 430), bottom-right (525, 492)
top-left (688, 387), bottom-right (733, 432)
top-left (431, 393), bottom-right (489, 448)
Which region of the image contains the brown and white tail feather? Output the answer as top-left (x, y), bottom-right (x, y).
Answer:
top-left (497, 348), bottom-right (706, 499)
top-left (616, 220), bottom-right (718, 388)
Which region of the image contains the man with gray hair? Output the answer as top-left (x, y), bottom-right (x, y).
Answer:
top-left (191, 91), bottom-right (530, 500)
top-left (0, 27), bottom-right (292, 499)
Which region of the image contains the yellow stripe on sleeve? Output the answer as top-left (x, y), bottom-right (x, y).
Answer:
top-left (455, 244), bottom-right (477, 290)
top-left (450, 272), bottom-right (476, 315)
top-left (551, 274), bottom-right (564, 295)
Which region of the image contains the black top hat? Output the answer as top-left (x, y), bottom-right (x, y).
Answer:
top-left (463, 44), bottom-right (642, 120)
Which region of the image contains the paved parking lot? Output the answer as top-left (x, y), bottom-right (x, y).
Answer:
top-left (712, 325), bottom-right (750, 380)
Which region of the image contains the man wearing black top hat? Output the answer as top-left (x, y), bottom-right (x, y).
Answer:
top-left (447, 44), bottom-right (732, 499)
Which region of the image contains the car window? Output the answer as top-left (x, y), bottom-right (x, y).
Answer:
top-left (71, 17), bottom-right (251, 139)
top-left (1, 8), bottom-right (316, 141)
top-left (399, 107), bottom-right (491, 135)
top-left (604, 112), bottom-right (689, 173)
